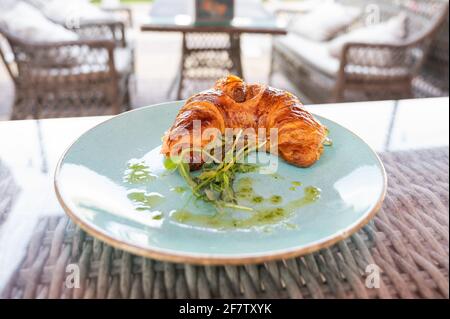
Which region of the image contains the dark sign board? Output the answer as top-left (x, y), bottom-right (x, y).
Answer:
top-left (195, 0), bottom-right (235, 23)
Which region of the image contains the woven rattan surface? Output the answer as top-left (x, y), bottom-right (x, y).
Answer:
top-left (0, 160), bottom-right (19, 226)
top-left (1, 148), bottom-right (448, 299)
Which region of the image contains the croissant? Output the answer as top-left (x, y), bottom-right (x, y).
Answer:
top-left (162, 76), bottom-right (327, 169)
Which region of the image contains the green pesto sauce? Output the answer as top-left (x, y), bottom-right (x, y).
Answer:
top-left (237, 178), bottom-right (284, 205)
top-left (270, 173), bottom-right (285, 180)
top-left (304, 186), bottom-right (321, 198)
top-left (127, 191), bottom-right (165, 211)
top-left (171, 207), bottom-right (288, 229)
top-left (171, 186), bottom-right (187, 194)
top-left (289, 181), bottom-right (302, 191)
top-left (270, 195), bottom-right (283, 204)
top-left (171, 186), bottom-right (321, 229)
top-left (235, 177), bottom-right (256, 200)
top-left (123, 160), bottom-right (156, 184)
top-left (284, 223), bottom-right (298, 230)
top-left (284, 186), bottom-right (321, 212)
top-left (236, 177), bottom-right (253, 189)
top-left (252, 196), bottom-right (264, 204)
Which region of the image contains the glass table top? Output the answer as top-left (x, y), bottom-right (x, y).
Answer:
top-left (141, 0), bottom-right (286, 33)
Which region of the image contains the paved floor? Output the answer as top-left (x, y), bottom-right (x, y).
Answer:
top-left (0, 4), bottom-right (299, 121)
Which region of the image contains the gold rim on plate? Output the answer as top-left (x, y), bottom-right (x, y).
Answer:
top-left (54, 104), bottom-right (388, 266)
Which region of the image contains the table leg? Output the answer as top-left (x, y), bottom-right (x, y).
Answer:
top-left (167, 62), bottom-right (182, 100)
top-left (175, 32), bottom-right (243, 99)
top-left (176, 33), bottom-right (188, 100)
top-left (230, 33), bottom-right (243, 78)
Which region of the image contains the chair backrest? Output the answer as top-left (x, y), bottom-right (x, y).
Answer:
top-left (0, 27), bottom-right (20, 84)
top-left (337, 0), bottom-right (449, 44)
top-left (398, 0), bottom-right (449, 44)
top-left (0, 24), bottom-right (118, 94)
top-left (0, 25), bottom-right (52, 84)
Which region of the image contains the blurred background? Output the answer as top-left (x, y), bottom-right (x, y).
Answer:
top-left (0, 0), bottom-right (448, 120)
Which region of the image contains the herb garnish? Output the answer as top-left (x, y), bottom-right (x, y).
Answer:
top-left (164, 131), bottom-right (264, 212)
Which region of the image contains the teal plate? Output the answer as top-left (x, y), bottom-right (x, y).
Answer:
top-left (55, 101), bottom-right (387, 265)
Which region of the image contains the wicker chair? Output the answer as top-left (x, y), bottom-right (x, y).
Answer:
top-left (417, 12), bottom-right (449, 97)
top-left (270, 0), bottom-right (449, 103)
top-left (64, 17), bottom-right (136, 75)
top-left (0, 25), bottom-right (133, 120)
top-left (22, 0), bottom-right (134, 47)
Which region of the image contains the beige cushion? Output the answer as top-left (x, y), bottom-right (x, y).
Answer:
top-left (328, 13), bottom-right (408, 58)
top-left (79, 47), bottom-right (132, 74)
top-left (114, 47), bottom-right (132, 74)
top-left (290, 2), bottom-right (361, 42)
top-left (0, 2), bottom-right (78, 42)
top-left (265, 0), bottom-right (326, 15)
top-left (72, 47), bottom-right (132, 74)
top-left (30, 47), bottom-right (132, 77)
top-left (126, 29), bottom-right (137, 46)
top-left (275, 33), bottom-right (340, 76)
top-left (0, 0), bottom-right (16, 11)
top-left (42, 0), bottom-right (114, 25)
top-left (23, 0), bottom-right (48, 10)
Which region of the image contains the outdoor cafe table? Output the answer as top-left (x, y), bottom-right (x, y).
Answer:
top-left (140, 0), bottom-right (287, 100)
top-left (0, 98), bottom-right (448, 299)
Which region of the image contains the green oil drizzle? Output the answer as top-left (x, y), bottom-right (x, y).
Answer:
top-left (270, 195), bottom-right (283, 204)
top-left (235, 177), bottom-right (255, 200)
top-left (127, 190), bottom-right (165, 212)
top-left (171, 207), bottom-right (289, 229)
top-left (252, 196), bottom-right (264, 204)
top-left (171, 186), bottom-right (187, 194)
top-left (284, 186), bottom-right (321, 212)
top-left (289, 181), bottom-right (302, 191)
top-left (270, 173), bottom-right (285, 180)
top-left (123, 160), bottom-right (156, 184)
top-left (236, 178), bottom-right (283, 205)
top-left (171, 186), bottom-right (321, 229)
top-left (304, 186), bottom-right (321, 199)
top-left (284, 223), bottom-right (298, 230)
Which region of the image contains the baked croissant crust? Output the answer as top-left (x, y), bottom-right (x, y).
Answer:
top-left (162, 76), bottom-right (327, 168)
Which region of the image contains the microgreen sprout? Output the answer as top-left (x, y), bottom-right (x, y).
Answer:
top-left (163, 131), bottom-right (266, 213)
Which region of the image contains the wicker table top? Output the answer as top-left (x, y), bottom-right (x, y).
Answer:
top-left (0, 98), bottom-right (448, 299)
